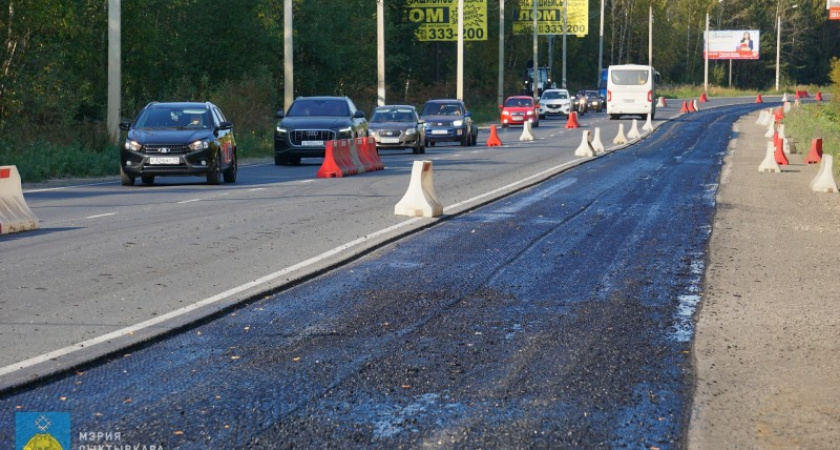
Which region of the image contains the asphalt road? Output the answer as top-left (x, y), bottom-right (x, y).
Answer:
top-left (2, 98), bottom-right (713, 385)
top-left (0, 100), bottom-right (770, 448)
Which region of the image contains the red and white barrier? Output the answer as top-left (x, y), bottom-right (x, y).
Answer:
top-left (0, 166), bottom-right (39, 234)
top-left (317, 138), bottom-right (383, 178)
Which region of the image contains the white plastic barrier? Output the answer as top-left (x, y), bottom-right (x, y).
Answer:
top-left (758, 142), bottom-right (781, 173)
top-left (627, 119), bottom-right (641, 140)
top-left (810, 154), bottom-right (838, 193)
top-left (0, 166), bottom-right (39, 234)
top-left (519, 120), bottom-right (535, 141)
top-left (574, 130), bottom-right (596, 157)
top-left (613, 124), bottom-right (628, 145)
top-left (591, 127), bottom-right (606, 153)
top-left (395, 161), bottom-right (443, 218)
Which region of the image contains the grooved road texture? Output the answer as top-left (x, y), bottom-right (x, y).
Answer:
top-left (1, 104), bottom-right (763, 449)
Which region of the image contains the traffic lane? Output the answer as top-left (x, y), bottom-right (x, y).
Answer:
top-left (0, 103), bottom-right (765, 448)
top-left (0, 121), bottom-right (594, 379)
top-left (0, 97), bottom-right (755, 382)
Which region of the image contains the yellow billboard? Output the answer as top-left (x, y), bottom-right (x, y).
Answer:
top-left (405, 0), bottom-right (488, 41)
top-left (512, 0), bottom-right (589, 37)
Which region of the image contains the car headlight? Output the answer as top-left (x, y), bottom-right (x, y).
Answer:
top-left (189, 140), bottom-right (210, 151)
top-left (124, 140), bottom-right (142, 152)
top-left (337, 126), bottom-right (353, 138)
top-left (452, 120), bottom-right (464, 127)
top-left (405, 128), bottom-right (416, 136)
top-left (501, 111), bottom-right (510, 116)
top-left (276, 126), bottom-right (287, 135)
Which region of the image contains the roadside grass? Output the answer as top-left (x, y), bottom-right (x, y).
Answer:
top-left (658, 84), bottom-right (826, 100)
top-left (783, 98), bottom-right (840, 177)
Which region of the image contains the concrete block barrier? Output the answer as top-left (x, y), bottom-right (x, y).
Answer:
top-left (394, 160), bottom-right (443, 218)
top-left (627, 119), bottom-right (641, 140)
top-left (520, 121), bottom-right (535, 141)
top-left (613, 124), bottom-right (627, 145)
top-left (591, 127), bottom-right (605, 153)
top-left (0, 166), bottom-right (39, 234)
top-left (758, 142), bottom-right (781, 173)
top-left (810, 154), bottom-right (838, 193)
top-left (574, 130), bottom-right (596, 157)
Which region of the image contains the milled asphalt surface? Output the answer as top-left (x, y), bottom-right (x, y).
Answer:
top-left (689, 107), bottom-right (840, 448)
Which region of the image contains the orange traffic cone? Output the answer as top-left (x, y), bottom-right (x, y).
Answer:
top-left (755, 93), bottom-right (763, 103)
top-left (680, 101), bottom-right (689, 113)
top-left (687, 101), bottom-right (696, 112)
top-left (774, 138), bottom-right (789, 165)
top-left (699, 92), bottom-right (709, 103)
top-left (815, 92), bottom-right (823, 102)
top-left (774, 107), bottom-right (784, 123)
top-left (565, 112), bottom-right (581, 129)
top-left (486, 125), bottom-right (502, 147)
top-left (805, 138), bottom-right (823, 164)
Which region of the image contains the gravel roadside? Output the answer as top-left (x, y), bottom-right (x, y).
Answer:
top-left (689, 110), bottom-right (840, 448)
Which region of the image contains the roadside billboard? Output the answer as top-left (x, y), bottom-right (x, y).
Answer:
top-left (405, 0), bottom-right (488, 41)
top-left (705, 30), bottom-right (760, 60)
top-left (830, 0), bottom-right (840, 20)
top-left (512, 0), bottom-right (589, 37)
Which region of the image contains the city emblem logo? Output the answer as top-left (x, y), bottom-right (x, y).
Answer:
top-left (15, 412), bottom-right (71, 450)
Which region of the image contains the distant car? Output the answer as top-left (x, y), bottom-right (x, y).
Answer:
top-left (119, 101), bottom-right (237, 186)
top-left (274, 96), bottom-right (368, 165)
top-left (500, 95), bottom-right (540, 128)
top-left (420, 99), bottom-right (478, 147)
top-left (579, 89), bottom-right (605, 112)
top-left (369, 105), bottom-right (425, 154)
top-left (538, 88), bottom-right (572, 119)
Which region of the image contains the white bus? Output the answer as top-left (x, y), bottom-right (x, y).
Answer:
top-left (606, 64), bottom-right (659, 120)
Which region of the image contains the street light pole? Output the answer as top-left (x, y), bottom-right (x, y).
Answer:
top-left (377, 0), bottom-right (385, 106)
top-left (776, 4), bottom-right (798, 92)
top-left (497, 0), bottom-right (505, 108)
top-left (457, 0), bottom-right (464, 100)
top-left (283, 0), bottom-right (294, 112)
top-left (532, 0), bottom-right (538, 102)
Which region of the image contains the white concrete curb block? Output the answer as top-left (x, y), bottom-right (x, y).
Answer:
top-left (613, 123), bottom-right (627, 144)
top-left (642, 114), bottom-right (654, 133)
top-left (758, 142), bottom-right (781, 173)
top-left (656, 96), bottom-right (666, 108)
top-left (627, 119), bottom-right (641, 140)
top-left (0, 165), bottom-right (39, 234)
top-left (756, 109), bottom-right (770, 126)
top-left (591, 127), bottom-right (605, 153)
top-left (810, 154), bottom-right (838, 193)
top-left (574, 130), bottom-right (596, 157)
top-left (519, 121), bottom-right (535, 141)
top-left (764, 119), bottom-right (775, 138)
top-left (394, 160), bottom-right (443, 217)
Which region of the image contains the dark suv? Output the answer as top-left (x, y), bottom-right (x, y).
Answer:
top-left (119, 102), bottom-right (237, 186)
top-left (274, 96), bottom-right (368, 165)
top-left (419, 99), bottom-right (478, 147)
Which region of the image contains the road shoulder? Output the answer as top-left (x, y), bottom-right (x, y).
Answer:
top-left (690, 110), bottom-right (840, 448)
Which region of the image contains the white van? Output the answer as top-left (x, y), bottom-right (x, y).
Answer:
top-left (606, 64), bottom-right (659, 120)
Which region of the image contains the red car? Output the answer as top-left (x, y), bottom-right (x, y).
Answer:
top-left (500, 95), bottom-right (540, 128)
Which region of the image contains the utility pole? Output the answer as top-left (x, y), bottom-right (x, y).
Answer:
top-left (377, 0), bottom-right (385, 106)
top-left (284, 0), bottom-right (294, 112)
top-left (107, 0), bottom-right (121, 144)
top-left (498, 0), bottom-right (505, 107)
top-left (532, 0), bottom-right (538, 101)
top-left (457, 0), bottom-right (464, 100)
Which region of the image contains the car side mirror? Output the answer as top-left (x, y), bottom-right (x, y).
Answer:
top-left (119, 122), bottom-right (130, 131)
top-left (275, 109), bottom-right (285, 119)
top-left (418, 119), bottom-right (426, 124)
top-left (353, 110), bottom-right (365, 119)
top-left (218, 121), bottom-right (233, 130)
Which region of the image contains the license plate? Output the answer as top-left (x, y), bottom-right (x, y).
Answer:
top-left (301, 140), bottom-right (324, 146)
top-left (149, 157), bottom-right (180, 165)
top-left (624, 99), bottom-right (636, 103)
top-left (381, 137), bottom-right (400, 144)
top-left (431, 130), bottom-right (448, 135)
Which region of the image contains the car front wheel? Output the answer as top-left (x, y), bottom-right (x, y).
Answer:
top-left (120, 167), bottom-right (135, 186)
top-left (223, 150), bottom-right (237, 183)
top-left (207, 151), bottom-right (221, 185)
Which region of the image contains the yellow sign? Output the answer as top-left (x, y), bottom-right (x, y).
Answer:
top-left (405, 0), bottom-right (488, 41)
top-left (513, 0), bottom-right (589, 37)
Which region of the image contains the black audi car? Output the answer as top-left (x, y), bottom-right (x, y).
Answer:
top-left (119, 102), bottom-right (237, 186)
top-left (273, 96), bottom-right (368, 165)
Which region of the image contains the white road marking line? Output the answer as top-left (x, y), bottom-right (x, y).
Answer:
top-left (0, 154), bottom-right (589, 379)
top-left (178, 199), bottom-right (201, 204)
top-left (249, 187), bottom-right (266, 192)
top-left (85, 213), bottom-right (117, 219)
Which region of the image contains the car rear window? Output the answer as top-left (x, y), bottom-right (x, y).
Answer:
top-left (372, 108), bottom-right (415, 123)
top-left (288, 99), bottom-right (350, 117)
top-left (610, 69), bottom-right (650, 86)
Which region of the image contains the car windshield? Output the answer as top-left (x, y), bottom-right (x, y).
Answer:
top-left (135, 107), bottom-right (211, 129)
top-left (504, 98), bottom-right (533, 108)
top-left (422, 103), bottom-right (462, 116)
top-left (287, 99), bottom-right (350, 117)
top-left (611, 69), bottom-right (650, 86)
top-left (371, 108), bottom-right (416, 123)
top-left (541, 91), bottom-right (568, 100)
